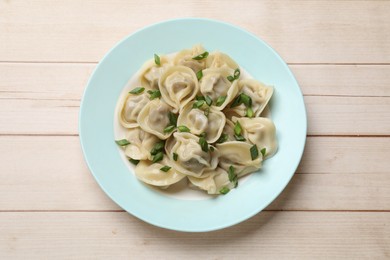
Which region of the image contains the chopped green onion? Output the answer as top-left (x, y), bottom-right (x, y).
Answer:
top-left (230, 95), bottom-right (242, 108)
top-left (204, 107), bottom-right (210, 116)
top-left (128, 158), bottom-right (140, 165)
top-left (192, 100), bottom-right (205, 109)
top-left (205, 95), bottom-right (213, 106)
top-left (178, 125), bottom-right (190, 132)
top-left (115, 139), bottom-right (130, 146)
top-left (240, 93), bottom-right (252, 107)
top-left (210, 146), bottom-right (215, 152)
top-left (246, 107), bottom-right (254, 118)
top-left (234, 135), bottom-right (246, 142)
top-left (215, 96), bottom-right (227, 106)
top-left (234, 68), bottom-right (240, 79)
top-left (173, 152), bottom-right (178, 161)
top-left (195, 95), bottom-right (205, 101)
top-left (192, 51), bottom-right (209, 60)
top-left (129, 87), bottom-right (145, 95)
top-left (227, 75), bottom-right (235, 82)
top-left (151, 141), bottom-right (165, 155)
top-left (168, 112), bottom-right (178, 127)
top-left (250, 144), bottom-right (259, 160)
top-left (147, 89), bottom-right (161, 100)
top-left (154, 54), bottom-right (161, 66)
top-left (227, 68), bottom-right (240, 82)
top-left (261, 148), bottom-right (267, 157)
top-left (152, 152), bottom-right (164, 163)
top-left (160, 165), bottom-right (171, 172)
top-left (234, 121), bottom-right (242, 136)
top-left (199, 136), bottom-right (208, 152)
top-left (216, 133), bottom-right (228, 143)
top-left (196, 70), bottom-right (203, 81)
top-left (219, 187), bottom-right (230, 195)
top-left (228, 165), bottom-right (238, 188)
top-left (163, 125), bottom-right (175, 133)
top-left (200, 132), bottom-right (207, 138)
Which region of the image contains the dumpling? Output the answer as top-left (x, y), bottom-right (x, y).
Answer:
top-left (165, 132), bottom-right (219, 178)
top-left (234, 117), bottom-right (278, 157)
top-left (226, 79), bottom-right (273, 117)
top-left (137, 99), bottom-right (174, 140)
top-left (124, 127), bottom-right (159, 160)
top-left (217, 118), bottom-right (236, 143)
top-left (188, 167), bottom-right (234, 195)
top-left (217, 141), bottom-right (262, 177)
top-left (177, 101), bottom-right (226, 143)
top-left (139, 56), bottom-right (171, 90)
top-left (199, 66), bottom-right (239, 110)
top-left (119, 92), bottom-right (150, 128)
top-left (174, 45), bottom-right (207, 73)
top-left (159, 66), bottom-right (199, 113)
top-left (134, 157), bottom-right (186, 187)
top-left (206, 51), bottom-right (239, 70)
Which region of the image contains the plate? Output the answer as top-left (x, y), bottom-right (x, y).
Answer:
top-left (79, 18), bottom-right (307, 232)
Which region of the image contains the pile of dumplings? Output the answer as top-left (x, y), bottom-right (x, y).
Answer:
top-left (116, 45), bottom-right (277, 195)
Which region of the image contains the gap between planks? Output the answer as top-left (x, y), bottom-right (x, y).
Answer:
top-left (0, 209), bottom-right (389, 213)
top-left (2, 61), bottom-right (390, 65)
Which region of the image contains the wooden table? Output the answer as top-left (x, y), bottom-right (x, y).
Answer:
top-left (1, 1), bottom-right (389, 258)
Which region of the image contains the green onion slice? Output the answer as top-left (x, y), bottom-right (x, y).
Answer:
top-left (163, 125), bottom-right (175, 133)
top-left (234, 121), bottom-right (242, 136)
top-left (154, 54), bottom-right (161, 65)
top-left (250, 144), bottom-right (259, 160)
top-left (219, 187), bottom-right (230, 195)
top-left (196, 70), bottom-right (203, 81)
top-left (115, 139), bottom-right (130, 146)
top-left (152, 152), bottom-right (164, 163)
top-left (178, 125), bottom-right (190, 132)
top-left (160, 166), bottom-right (171, 172)
top-left (215, 96), bottom-right (227, 106)
top-left (128, 158), bottom-right (140, 165)
top-left (129, 87), bottom-right (145, 95)
top-left (192, 51), bottom-right (209, 60)
top-left (192, 100), bottom-right (205, 109)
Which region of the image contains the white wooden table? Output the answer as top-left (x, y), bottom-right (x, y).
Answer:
top-left (1, 1), bottom-right (389, 258)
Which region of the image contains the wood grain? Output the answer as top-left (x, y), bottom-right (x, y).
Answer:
top-left (2, 63), bottom-right (390, 100)
top-left (1, 96), bottom-right (388, 135)
top-left (0, 136), bottom-right (389, 211)
top-left (0, 1), bottom-right (389, 63)
top-left (0, 212), bottom-right (389, 259)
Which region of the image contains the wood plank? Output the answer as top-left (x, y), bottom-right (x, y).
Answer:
top-left (0, 136), bottom-right (389, 211)
top-left (291, 65), bottom-right (390, 97)
top-left (0, 96), bottom-right (389, 135)
top-left (2, 63), bottom-right (390, 99)
top-left (0, 212), bottom-right (388, 259)
top-left (305, 96), bottom-right (390, 136)
top-left (0, 1), bottom-right (389, 63)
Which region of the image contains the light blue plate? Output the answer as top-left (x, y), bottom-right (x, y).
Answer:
top-left (79, 18), bottom-right (307, 232)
